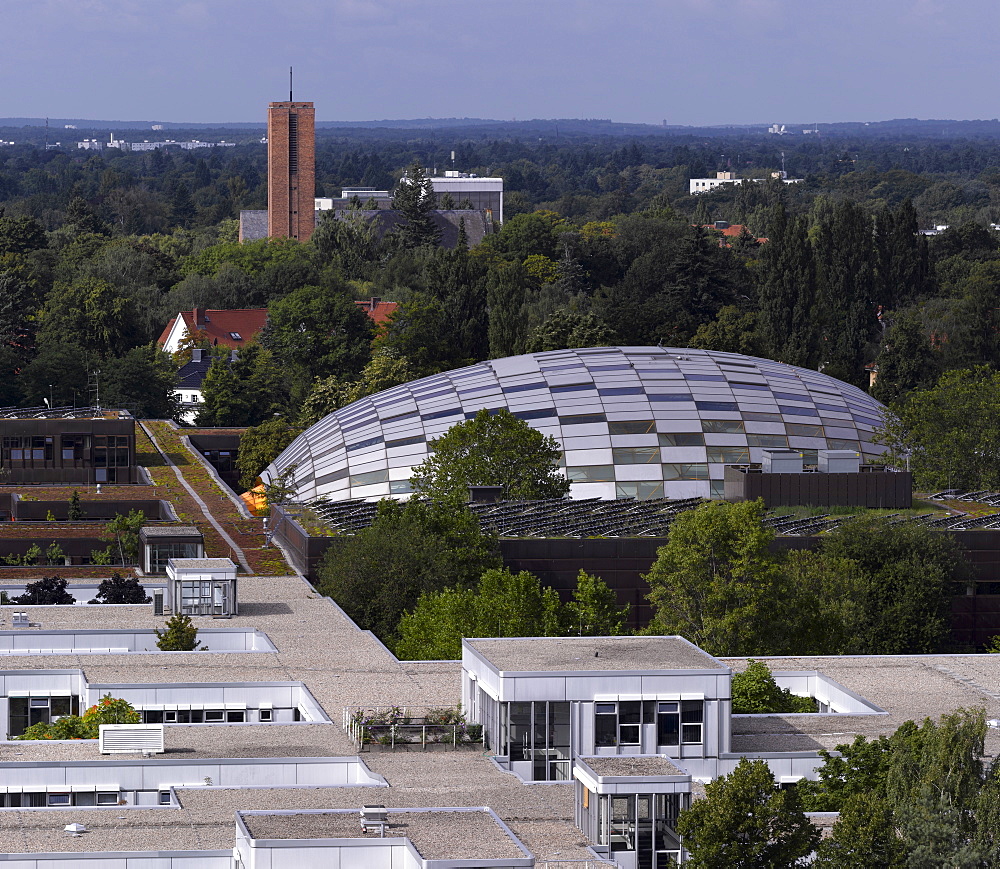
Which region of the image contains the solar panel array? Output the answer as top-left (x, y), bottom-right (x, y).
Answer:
top-left (265, 347), bottom-right (888, 505)
top-left (302, 496), bottom-right (706, 538)
top-left (296, 495), bottom-right (989, 538)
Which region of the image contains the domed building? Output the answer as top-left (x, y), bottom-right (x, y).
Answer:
top-left (264, 347), bottom-right (888, 503)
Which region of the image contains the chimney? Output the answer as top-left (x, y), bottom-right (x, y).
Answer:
top-left (230, 349), bottom-right (239, 362)
top-left (370, 297), bottom-right (381, 309)
top-left (193, 307), bottom-right (206, 330)
top-left (191, 348), bottom-right (203, 363)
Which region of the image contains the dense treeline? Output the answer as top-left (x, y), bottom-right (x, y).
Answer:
top-left (2, 128), bottom-right (1000, 483)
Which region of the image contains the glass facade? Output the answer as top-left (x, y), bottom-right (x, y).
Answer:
top-left (500, 701), bottom-right (572, 781)
top-left (266, 347), bottom-right (888, 503)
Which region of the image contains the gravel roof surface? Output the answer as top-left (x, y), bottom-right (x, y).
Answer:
top-left (580, 755), bottom-right (687, 777)
top-left (2, 569), bottom-right (1000, 858)
top-left (243, 809), bottom-right (526, 860)
top-left (468, 636), bottom-right (726, 672)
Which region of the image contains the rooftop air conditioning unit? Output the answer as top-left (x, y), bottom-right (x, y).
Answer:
top-left (99, 724), bottom-right (165, 755)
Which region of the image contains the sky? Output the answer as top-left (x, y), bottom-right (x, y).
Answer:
top-left (1, 0), bottom-right (998, 126)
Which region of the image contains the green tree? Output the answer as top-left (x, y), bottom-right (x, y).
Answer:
top-left (89, 573), bottom-right (151, 604)
top-left (315, 500), bottom-right (500, 643)
top-left (392, 161), bottom-right (441, 249)
top-left (564, 569), bottom-right (629, 636)
top-left (676, 757), bottom-right (819, 868)
top-left (155, 613), bottom-right (204, 651)
top-left (812, 199), bottom-right (880, 387)
top-left (236, 417), bottom-right (303, 491)
top-left (68, 490), bottom-right (83, 521)
top-left (394, 567), bottom-right (563, 660)
top-left (756, 206), bottom-right (818, 368)
top-left (731, 660), bottom-right (815, 714)
top-left (263, 280), bottom-right (375, 389)
top-left (644, 500), bottom-right (786, 656)
top-left (311, 209), bottom-right (380, 279)
top-left (17, 694), bottom-right (140, 740)
top-left (409, 408), bottom-right (569, 503)
top-left (819, 516), bottom-right (969, 654)
top-left (298, 348), bottom-right (417, 426)
top-left (813, 793), bottom-right (906, 868)
top-left (486, 261), bottom-right (529, 358)
top-left (13, 576), bottom-right (74, 605)
top-left (876, 366), bottom-right (1000, 491)
top-left (101, 344), bottom-right (180, 419)
top-left (197, 344), bottom-right (288, 427)
top-left (103, 510), bottom-right (145, 566)
top-left (524, 309), bottom-right (615, 353)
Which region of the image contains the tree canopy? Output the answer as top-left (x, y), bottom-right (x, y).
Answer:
top-left (315, 500), bottom-right (500, 644)
top-left (676, 757), bottom-right (819, 868)
top-left (409, 408), bottom-right (569, 503)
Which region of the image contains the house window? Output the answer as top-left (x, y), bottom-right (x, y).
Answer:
top-left (657, 700), bottom-right (704, 746)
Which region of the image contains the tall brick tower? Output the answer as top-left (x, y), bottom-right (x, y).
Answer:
top-left (267, 100), bottom-right (315, 241)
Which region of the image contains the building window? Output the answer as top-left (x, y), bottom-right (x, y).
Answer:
top-left (259, 708), bottom-right (273, 722)
top-left (159, 790), bottom-right (172, 805)
top-left (595, 700), bottom-right (656, 747)
top-left (656, 700), bottom-right (703, 746)
top-left (9, 695), bottom-right (80, 737)
top-left (148, 541), bottom-right (200, 574)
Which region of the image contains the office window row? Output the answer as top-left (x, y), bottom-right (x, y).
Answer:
top-left (594, 700), bottom-right (703, 747)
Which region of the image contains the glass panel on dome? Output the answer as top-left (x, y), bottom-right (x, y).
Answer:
top-left (663, 463), bottom-right (710, 480)
top-left (702, 420), bottom-right (745, 434)
top-left (747, 434), bottom-right (789, 448)
top-left (612, 447), bottom-right (660, 464)
top-left (567, 465), bottom-right (616, 482)
top-left (349, 469), bottom-right (388, 487)
top-left (658, 432), bottom-right (705, 446)
top-left (707, 447), bottom-right (750, 463)
top-left (786, 424), bottom-right (825, 438)
top-left (609, 420), bottom-right (656, 435)
top-left (616, 481), bottom-right (664, 500)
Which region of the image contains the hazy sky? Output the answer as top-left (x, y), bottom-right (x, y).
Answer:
top-left (1, 0), bottom-right (997, 126)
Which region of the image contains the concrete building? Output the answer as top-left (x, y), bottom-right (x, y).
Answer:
top-left (267, 101), bottom-right (316, 241)
top-left (689, 171), bottom-right (804, 195)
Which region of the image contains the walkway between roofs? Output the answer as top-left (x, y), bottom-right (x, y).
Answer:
top-left (139, 420), bottom-right (254, 575)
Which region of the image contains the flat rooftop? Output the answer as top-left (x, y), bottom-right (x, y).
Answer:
top-left (579, 755), bottom-right (687, 778)
top-left (466, 636), bottom-right (727, 672)
top-left (242, 809), bottom-right (526, 860)
top-left (140, 525), bottom-right (202, 538)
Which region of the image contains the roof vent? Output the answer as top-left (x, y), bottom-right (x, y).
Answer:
top-left (65, 823), bottom-right (87, 836)
top-left (99, 723), bottom-right (165, 755)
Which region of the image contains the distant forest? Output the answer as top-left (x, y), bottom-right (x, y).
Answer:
top-left (0, 120), bottom-right (999, 495)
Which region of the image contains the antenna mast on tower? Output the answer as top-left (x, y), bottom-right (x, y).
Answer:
top-left (289, 66), bottom-right (293, 102)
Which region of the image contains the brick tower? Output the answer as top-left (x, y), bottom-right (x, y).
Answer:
top-left (267, 100), bottom-right (315, 241)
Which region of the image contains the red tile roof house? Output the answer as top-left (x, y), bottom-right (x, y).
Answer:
top-left (158, 302), bottom-right (398, 423)
top-left (158, 308), bottom-right (270, 356)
